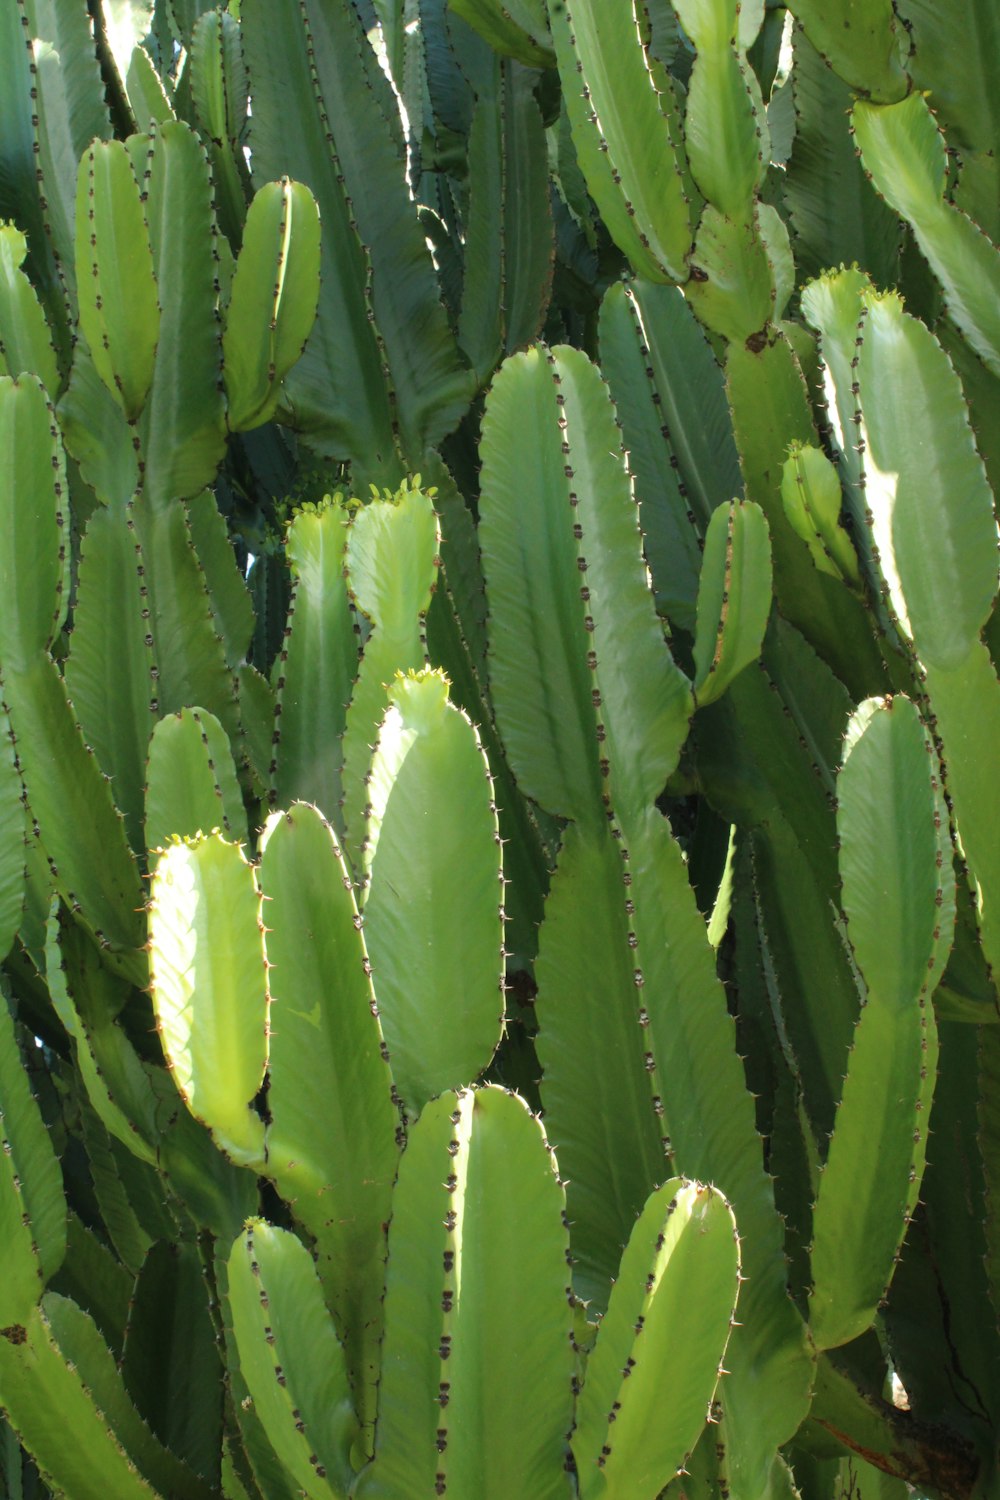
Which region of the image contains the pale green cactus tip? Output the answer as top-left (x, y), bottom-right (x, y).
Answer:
top-left (289, 490), bottom-right (347, 520)
top-left (154, 827), bottom-right (228, 849)
top-left (365, 474), bottom-right (439, 505)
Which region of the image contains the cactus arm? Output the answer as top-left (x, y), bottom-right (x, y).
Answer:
top-left (126, 44), bottom-right (175, 131)
top-left (4, 655), bottom-right (146, 960)
top-left (76, 1101), bottom-right (157, 1271)
top-left (0, 374), bottom-right (69, 670)
top-left (620, 808), bottom-right (813, 1495)
top-left (0, 225), bottom-right (60, 394)
top-left (362, 671), bottom-right (505, 1113)
top-left (784, 27), bottom-right (900, 290)
top-left (479, 344), bottom-right (693, 833)
top-left (853, 95), bottom-right (1000, 379)
top-left (186, 490), bottom-right (255, 672)
top-left (237, 663), bottom-right (276, 795)
top-left (899, 0), bottom-right (999, 189)
top-left (152, 1073), bottom-right (259, 1242)
top-left (58, 344), bottom-right (140, 507)
top-left (572, 1180), bottom-right (740, 1500)
top-left (785, 0), bottom-right (907, 103)
top-left (809, 697), bottom-right (952, 1351)
top-left (145, 707), bottom-right (246, 851)
top-left (458, 68), bottom-right (554, 386)
top-left (501, 65), bottom-right (555, 353)
top-left (478, 347), bottom-right (603, 823)
top-left (240, 0), bottom-right (396, 462)
top-left (695, 624), bottom-right (859, 1140)
top-left (297, 0), bottom-right (473, 455)
top-left (421, 0), bottom-right (479, 136)
top-left (74, 140), bottom-right (160, 421)
top-left (270, 499), bottom-right (357, 827)
top-left (341, 484), bottom-right (439, 861)
top-left (223, 178), bottom-right (321, 433)
top-left (0, 698), bottom-right (24, 965)
top-left (119, 1239), bottom-right (223, 1488)
top-left (18, 1290), bottom-right (217, 1499)
top-left (50, 1210), bottom-right (133, 1358)
top-left (0, 1), bottom-right (70, 357)
top-left (910, 1023), bottom-right (1000, 1439)
top-left (449, 0), bottom-right (555, 67)
top-left (915, 658), bottom-right (1000, 976)
top-left (600, 281), bottom-right (739, 537)
top-left (258, 803), bottom-right (400, 1436)
top-left (228, 1222), bottom-right (357, 1500)
top-left (0, 1301), bottom-right (162, 1500)
top-left (213, 1245), bottom-right (305, 1500)
top-left (357, 1088), bottom-right (574, 1500)
top-left (797, 266), bottom-right (871, 500)
top-left (533, 821), bottom-right (671, 1306)
top-left (243, 0), bottom-right (471, 461)
top-left (725, 334), bottom-right (884, 699)
top-left (835, 284), bottom-right (1000, 978)
top-left (148, 834), bottom-right (267, 1167)
top-left (685, 205), bottom-right (775, 345)
top-left (26, 0), bottom-right (114, 269)
top-left (692, 499), bottom-right (773, 708)
top-left (512, 343), bottom-right (692, 822)
top-left (137, 120), bottom-right (228, 508)
top-left (780, 444), bottom-right (863, 590)
top-left (189, 9), bottom-right (250, 250)
top-left (131, 495), bottom-right (241, 747)
top-left (0, 989), bottom-right (66, 1329)
top-left (597, 283), bottom-right (706, 631)
top-left (45, 903), bottom-right (160, 1164)
top-left (63, 503), bottom-right (157, 855)
top-left (546, 0), bottom-right (692, 284)
top-left (674, 6), bottom-right (769, 219)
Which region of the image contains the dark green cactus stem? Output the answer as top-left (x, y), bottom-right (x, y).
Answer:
top-left (547, 0), bottom-right (692, 284)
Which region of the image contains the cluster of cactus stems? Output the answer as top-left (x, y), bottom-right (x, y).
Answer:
top-left (0, 0), bottom-right (997, 1496)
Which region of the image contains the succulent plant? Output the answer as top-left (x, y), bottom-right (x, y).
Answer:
top-left (0, 2), bottom-right (996, 1497)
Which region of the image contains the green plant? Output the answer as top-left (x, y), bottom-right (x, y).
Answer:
top-left (0, 1), bottom-right (997, 1497)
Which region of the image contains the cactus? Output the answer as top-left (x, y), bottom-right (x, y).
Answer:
top-left (0, 2), bottom-right (996, 1497)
